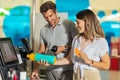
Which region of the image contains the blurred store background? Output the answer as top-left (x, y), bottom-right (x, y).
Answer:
top-left (0, 0), bottom-right (120, 80)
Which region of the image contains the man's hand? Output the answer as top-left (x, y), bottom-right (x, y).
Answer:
top-left (55, 46), bottom-right (65, 54)
top-left (38, 60), bottom-right (50, 67)
top-left (30, 70), bottom-right (40, 80)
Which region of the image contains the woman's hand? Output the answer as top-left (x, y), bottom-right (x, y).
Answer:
top-left (74, 48), bottom-right (92, 65)
top-left (80, 52), bottom-right (92, 65)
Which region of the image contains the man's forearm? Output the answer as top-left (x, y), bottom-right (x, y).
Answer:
top-left (33, 62), bottom-right (39, 71)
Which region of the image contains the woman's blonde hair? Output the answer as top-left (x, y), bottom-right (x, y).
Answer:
top-left (76, 9), bottom-right (105, 40)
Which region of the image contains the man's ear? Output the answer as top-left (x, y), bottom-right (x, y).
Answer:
top-left (55, 10), bottom-right (57, 14)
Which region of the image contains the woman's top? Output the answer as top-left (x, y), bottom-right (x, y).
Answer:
top-left (71, 35), bottom-right (109, 77)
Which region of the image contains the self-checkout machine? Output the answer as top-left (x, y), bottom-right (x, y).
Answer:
top-left (0, 38), bottom-right (24, 80)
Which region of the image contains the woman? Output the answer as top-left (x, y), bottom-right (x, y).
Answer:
top-left (55, 9), bottom-right (110, 80)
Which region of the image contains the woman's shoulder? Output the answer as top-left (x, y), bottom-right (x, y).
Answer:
top-left (94, 38), bottom-right (108, 44)
top-left (74, 34), bottom-right (81, 39)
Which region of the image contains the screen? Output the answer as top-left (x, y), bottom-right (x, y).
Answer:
top-left (0, 38), bottom-right (18, 66)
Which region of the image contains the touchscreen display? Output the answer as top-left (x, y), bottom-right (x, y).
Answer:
top-left (0, 38), bottom-right (18, 66)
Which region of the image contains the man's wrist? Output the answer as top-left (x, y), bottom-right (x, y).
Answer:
top-left (33, 70), bottom-right (38, 73)
top-left (63, 45), bottom-right (69, 53)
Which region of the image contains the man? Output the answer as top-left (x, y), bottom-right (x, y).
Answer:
top-left (31, 1), bottom-right (78, 80)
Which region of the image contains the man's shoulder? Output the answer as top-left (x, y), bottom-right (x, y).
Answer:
top-left (62, 19), bottom-right (74, 24)
top-left (61, 19), bottom-right (75, 29)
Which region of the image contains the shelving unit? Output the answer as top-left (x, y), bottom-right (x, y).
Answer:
top-left (110, 56), bottom-right (120, 70)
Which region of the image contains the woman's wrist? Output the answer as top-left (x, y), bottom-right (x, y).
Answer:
top-left (89, 60), bottom-right (94, 67)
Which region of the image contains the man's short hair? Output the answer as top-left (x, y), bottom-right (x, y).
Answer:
top-left (40, 1), bottom-right (56, 13)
